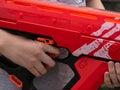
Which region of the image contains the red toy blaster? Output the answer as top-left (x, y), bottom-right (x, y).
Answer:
top-left (0, 0), bottom-right (120, 90)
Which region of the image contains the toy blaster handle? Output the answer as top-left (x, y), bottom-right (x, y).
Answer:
top-left (0, 55), bottom-right (36, 90)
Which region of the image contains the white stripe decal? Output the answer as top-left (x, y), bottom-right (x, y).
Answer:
top-left (94, 41), bottom-right (115, 59)
top-left (115, 35), bottom-right (120, 40)
top-left (102, 24), bottom-right (120, 38)
top-left (73, 21), bottom-right (118, 59)
top-left (91, 22), bottom-right (114, 36)
top-left (72, 39), bottom-right (103, 56)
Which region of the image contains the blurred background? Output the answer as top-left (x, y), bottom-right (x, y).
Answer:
top-left (102, 0), bottom-right (120, 12)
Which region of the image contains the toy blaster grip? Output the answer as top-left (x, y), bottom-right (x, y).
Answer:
top-left (0, 55), bottom-right (36, 90)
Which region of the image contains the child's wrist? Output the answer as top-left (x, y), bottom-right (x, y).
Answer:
top-left (0, 29), bottom-right (5, 52)
top-left (0, 29), bottom-right (10, 53)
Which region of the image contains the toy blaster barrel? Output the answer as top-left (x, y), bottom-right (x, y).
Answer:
top-left (1, 0), bottom-right (120, 90)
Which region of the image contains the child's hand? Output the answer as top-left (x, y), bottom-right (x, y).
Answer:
top-left (0, 30), bottom-right (60, 77)
top-left (104, 61), bottom-right (120, 88)
top-left (86, 0), bottom-right (105, 9)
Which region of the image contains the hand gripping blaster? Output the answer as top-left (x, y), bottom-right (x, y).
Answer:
top-left (0, 0), bottom-right (120, 90)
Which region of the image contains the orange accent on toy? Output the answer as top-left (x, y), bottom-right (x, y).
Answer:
top-left (37, 5), bottom-right (63, 14)
top-left (10, 75), bottom-right (23, 88)
top-left (71, 12), bottom-right (97, 20)
top-left (37, 37), bottom-right (55, 45)
top-left (104, 18), bottom-right (120, 24)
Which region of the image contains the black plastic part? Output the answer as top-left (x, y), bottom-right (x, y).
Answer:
top-left (0, 55), bottom-right (36, 90)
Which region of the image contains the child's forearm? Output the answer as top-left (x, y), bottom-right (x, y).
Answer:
top-left (0, 29), bottom-right (7, 52)
top-left (86, 0), bottom-right (105, 9)
top-left (0, 30), bottom-right (2, 49)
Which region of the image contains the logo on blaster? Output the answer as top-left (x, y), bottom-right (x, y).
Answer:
top-left (74, 0), bottom-right (84, 4)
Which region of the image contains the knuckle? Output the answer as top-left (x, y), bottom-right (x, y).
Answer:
top-left (105, 79), bottom-right (111, 84)
top-left (32, 46), bottom-right (43, 56)
top-left (33, 50), bottom-right (42, 56)
top-left (50, 61), bottom-right (56, 67)
top-left (30, 58), bottom-right (37, 64)
top-left (113, 84), bottom-right (120, 87)
top-left (26, 64), bottom-right (34, 69)
top-left (117, 72), bottom-right (120, 76)
top-left (36, 73), bottom-right (41, 77)
top-left (110, 71), bottom-right (115, 75)
top-left (39, 43), bottom-right (44, 49)
top-left (27, 65), bottom-right (33, 70)
top-left (38, 68), bottom-right (47, 75)
top-left (36, 75), bottom-right (41, 77)
top-left (42, 70), bottom-right (47, 75)
top-left (35, 42), bottom-right (44, 49)
top-left (112, 78), bottom-right (117, 82)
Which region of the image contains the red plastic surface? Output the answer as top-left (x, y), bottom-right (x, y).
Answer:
top-left (1, 0), bottom-right (120, 90)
